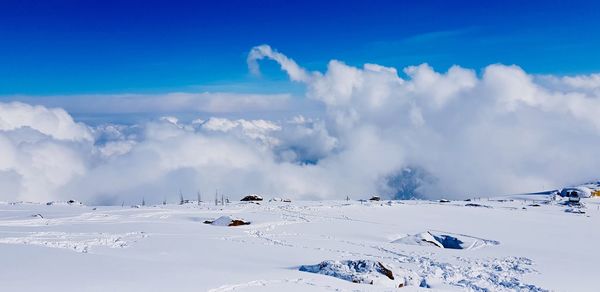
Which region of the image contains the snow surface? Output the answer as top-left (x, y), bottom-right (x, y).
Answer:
top-left (0, 197), bottom-right (599, 291)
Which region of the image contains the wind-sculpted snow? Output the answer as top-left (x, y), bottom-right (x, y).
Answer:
top-left (299, 260), bottom-right (421, 288)
top-left (0, 231), bottom-right (147, 253)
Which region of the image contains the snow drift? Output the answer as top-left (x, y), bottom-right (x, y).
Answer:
top-left (299, 260), bottom-right (421, 288)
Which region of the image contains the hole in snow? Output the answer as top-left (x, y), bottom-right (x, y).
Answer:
top-left (392, 231), bottom-right (498, 250)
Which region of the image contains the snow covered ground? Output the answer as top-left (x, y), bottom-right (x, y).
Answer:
top-left (0, 196), bottom-right (598, 291)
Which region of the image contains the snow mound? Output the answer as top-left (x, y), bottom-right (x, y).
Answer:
top-left (205, 216), bottom-right (251, 226)
top-left (299, 260), bottom-right (420, 288)
top-left (420, 256), bottom-right (547, 291)
top-left (393, 231), bottom-right (498, 250)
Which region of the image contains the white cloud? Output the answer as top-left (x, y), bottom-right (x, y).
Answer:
top-left (537, 73), bottom-right (600, 93)
top-left (2, 92), bottom-right (296, 115)
top-left (0, 102), bottom-right (92, 141)
top-left (252, 45), bottom-right (600, 198)
top-left (1, 45), bottom-right (600, 203)
top-left (247, 45), bottom-right (313, 82)
top-left (200, 117), bottom-right (281, 147)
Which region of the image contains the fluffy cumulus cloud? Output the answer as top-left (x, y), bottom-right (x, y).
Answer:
top-left (0, 102), bottom-right (92, 201)
top-left (2, 45), bottom-right (600, 204)
top-left (251, 46), bottom-right (600, 196)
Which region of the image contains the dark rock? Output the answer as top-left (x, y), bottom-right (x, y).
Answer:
top-left (241, 195), bottom-right (263, 201)
top-left (228, 219), bottom-right (251, 226)
top-left (377, 262), bottom-right (394, 280)
top-left (465, 203), bottom-right (491, 208)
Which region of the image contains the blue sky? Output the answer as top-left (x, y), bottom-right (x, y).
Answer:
top-left (1, 0), bottom-right (599, 95)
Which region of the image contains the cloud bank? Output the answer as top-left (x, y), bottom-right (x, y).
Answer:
top-left (4, 92), bottom-right (298, 115)
top-left (2, 45), bottom-right (600, 204)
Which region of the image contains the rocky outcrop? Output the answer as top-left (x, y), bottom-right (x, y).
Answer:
top-left (241, 195), bottom-right (263, 202)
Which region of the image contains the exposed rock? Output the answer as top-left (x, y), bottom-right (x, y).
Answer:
top-left (465, 203), bottom-right (491, 208)
top-left (228, 219), bottom-right (251, 226)
top-left (204, 215), bottom-right (251, 226)
top-left (377, 262), bottom-right (394, 280)
top-left (241, 195), bottom-right (263, 201)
